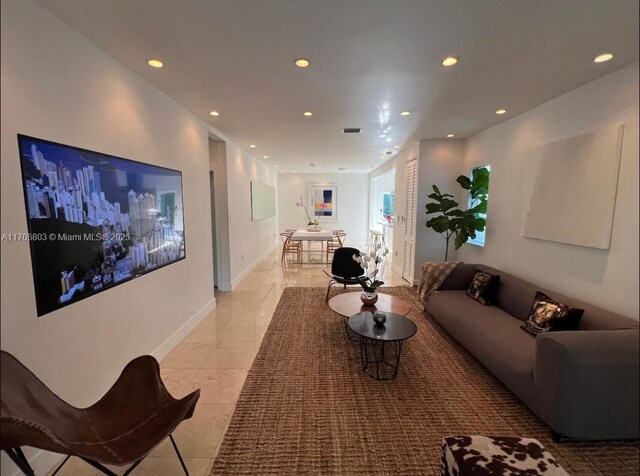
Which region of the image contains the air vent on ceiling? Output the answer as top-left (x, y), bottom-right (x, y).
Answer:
top-left (342, 128), bottom-right (361, 134)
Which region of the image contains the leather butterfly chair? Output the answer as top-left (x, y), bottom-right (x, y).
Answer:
top-left (0, 351), bottom-right (200, 476)
top-left (323, 247), bottom-right (365, 302)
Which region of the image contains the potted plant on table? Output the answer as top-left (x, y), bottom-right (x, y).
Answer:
top-left (353, 245), bottom-right (389, 305)
top-left (356, 276), bottom-right (385, 305)
top-left (296, 197), bottom-right (319, 230)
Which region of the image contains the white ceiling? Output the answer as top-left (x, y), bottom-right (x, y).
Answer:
top-left (35, 0), bottom-right (639, 173)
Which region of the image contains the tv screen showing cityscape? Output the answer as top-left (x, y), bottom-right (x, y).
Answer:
top-left (17, 135), bottom-right (186, 317)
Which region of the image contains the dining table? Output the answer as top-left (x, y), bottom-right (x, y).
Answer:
top-left (290, 229), bottom-right (334, 263)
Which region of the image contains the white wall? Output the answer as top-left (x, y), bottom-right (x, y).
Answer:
top-left (415, 139), bottom-right (465, 276)
top-left (278, 173), bottom-right (369, 246)
top-left (459, 63), bottom-right (639, 319)
top-left (226, 142), bottom-right (279, 288)
top-left (1, 0), bottom-right (215, 472)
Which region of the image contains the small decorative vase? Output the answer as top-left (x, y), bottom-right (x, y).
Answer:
top-left (373, 312), bottom-right (386, 325)
top-left (373, 323), bottom-right (386, 337)
top-left (361, 291), bottom-right (378, 306)
top-left (307, 223), bottom-right (318, 231)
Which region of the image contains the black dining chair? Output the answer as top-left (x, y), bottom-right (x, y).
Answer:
top-left (323, 247), bottom-right (365, 302)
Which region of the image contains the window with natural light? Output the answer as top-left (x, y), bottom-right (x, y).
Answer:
top-left (467, 165), bottom-right (490, 247)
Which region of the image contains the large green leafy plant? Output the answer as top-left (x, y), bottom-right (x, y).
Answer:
top-left (425, 167), bottom-right (489, 261)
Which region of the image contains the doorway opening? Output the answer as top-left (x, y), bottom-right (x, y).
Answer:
top-left (208, 137), bottom-right (231, 291)
top-left (369, 169), bottom-right (395, 272)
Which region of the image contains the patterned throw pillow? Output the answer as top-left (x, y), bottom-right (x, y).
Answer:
top-left (521, 291), bottom-right (584, 336)
top-left (467, 270), bottom-right (500, 305)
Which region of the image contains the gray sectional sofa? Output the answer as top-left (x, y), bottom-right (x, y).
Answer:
top-left (424, 263), bottom-right (639, 440)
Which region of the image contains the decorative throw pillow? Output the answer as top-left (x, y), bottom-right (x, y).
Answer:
top-left (467, 270), bottom-right (500, 305)
top-left (521, 291), bottom-right (584, 336)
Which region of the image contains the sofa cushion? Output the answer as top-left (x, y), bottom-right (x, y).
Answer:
top-left (521, 292), bottom-right (584, 336)
top-left (439, 263), bottom-right (477, 290)
top-left (476, 265), bottom-right (538, 321)
top-left (474, 265), bottom-right (638, 330)
top-left (467, 270), bottom-right (500, 305)
top-left (538, 290), bottom-right (638, 331)
top-left (426, 290), bottom-right (536, 404)
top-left (435, 263), bottom-right (638, 330)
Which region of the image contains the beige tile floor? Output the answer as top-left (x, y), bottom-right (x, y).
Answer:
top-left (50, 246), bottom-right (407, 475)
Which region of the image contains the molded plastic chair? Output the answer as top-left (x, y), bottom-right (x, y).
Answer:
top-left (0, 351), bottom-right (200, 476)
top-left (323, 247), bottom-right (365, 302)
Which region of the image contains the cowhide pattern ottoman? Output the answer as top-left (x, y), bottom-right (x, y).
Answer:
top-left (441, 436), bottom-right (568, 475)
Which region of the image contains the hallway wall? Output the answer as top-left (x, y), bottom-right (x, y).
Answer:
top-left (225, 142), bottom-right (279, 288)
top-left (1, 0), bottom-right (216, 472)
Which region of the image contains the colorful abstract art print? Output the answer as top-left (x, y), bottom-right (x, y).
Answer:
top-left (308, 184), bottom-right (337, 221)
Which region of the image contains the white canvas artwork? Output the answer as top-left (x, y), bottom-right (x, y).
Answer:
top-left (523, 124), bottom-right (624, 249)
top-left (250, 181), bottom-right (276, 221)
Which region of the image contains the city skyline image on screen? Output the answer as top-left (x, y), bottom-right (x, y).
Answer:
top-left (17, 135), bottom-right (186, 317)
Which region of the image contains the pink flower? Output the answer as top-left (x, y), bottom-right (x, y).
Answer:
top-left (296, 197), bottom-right (312, 222)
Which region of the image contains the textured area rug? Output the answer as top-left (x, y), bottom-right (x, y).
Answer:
top-left (211, 287), bottom-right (639, 475)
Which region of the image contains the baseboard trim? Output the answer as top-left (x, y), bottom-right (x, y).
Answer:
top-left (0, 296), bottom-right (217, 476)
top-left (151, 296), bottom-right (216, 361)
top-left (230, 243), bottom-right (278, 290)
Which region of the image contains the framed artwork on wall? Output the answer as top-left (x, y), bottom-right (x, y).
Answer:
top-left (522, 124), bottom-right (624, 249)
top-left (308, 184), bottom-right (337, 221)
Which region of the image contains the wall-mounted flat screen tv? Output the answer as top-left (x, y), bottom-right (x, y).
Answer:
top-left (17, 135), bottom-right (186, 317)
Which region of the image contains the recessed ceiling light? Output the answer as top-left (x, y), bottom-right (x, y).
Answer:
top-left (147, 59), bottom-right (163, 68)
top-left (394, 145), bottom-right (400, 149)
top-left (447, 134), bottom-right (455, 138)
top-left (380, 156), bottom-right (386, 159)
top-left (294, 58), bottom-right (310, 68)
top-left (303, 111), bottom-right (313, 116)
top-left (263, 155), bottom-right (268, 159)
top-left (442, 56), bottom-right (458, 67)
top-left (209, 111), bottom-right (220, 116)
top-left (400, 111), bottom-right (411, 116)
top-left (275, 165), bottom-right (279, 168)
top-left (495, 108), bottom-right (507, 115)
top-left (594, 53), bottom-right (614, 63)
top-left (250, 144), bottom-right (256, 148)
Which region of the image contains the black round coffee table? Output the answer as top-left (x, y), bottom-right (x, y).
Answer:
top-left (347, 312), bottom-right (417, 380)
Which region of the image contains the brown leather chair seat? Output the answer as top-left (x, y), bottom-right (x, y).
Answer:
top-left (1, 351), bottom-right (200, 475)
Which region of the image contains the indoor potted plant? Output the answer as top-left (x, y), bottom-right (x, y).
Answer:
top-left (353, 245), bottom-right (389, 305)
top-left (425, 167), bottom-right (489, 261)
top-left (356, 276), bottom-right (385, 305)
top-left (296, 197), bottom-right (319, 230)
